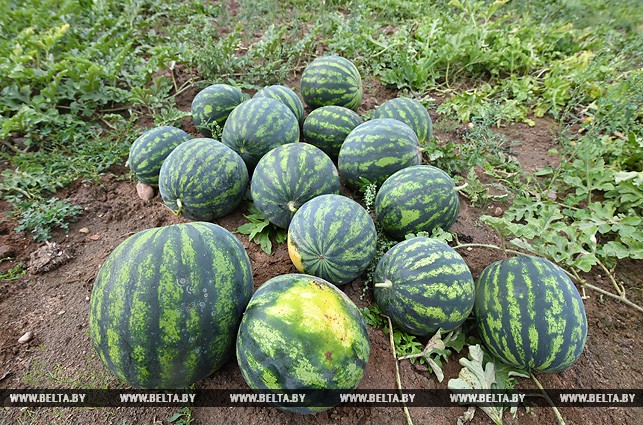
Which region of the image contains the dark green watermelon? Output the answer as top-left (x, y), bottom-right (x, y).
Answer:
top-left (374, 237), bottom-right (475, 337)
top-left (89, 222), bottom-right (253, 388)
top-left (250, 143), bottom-right (340, 228)
top-left (127, 126), bottom-right (191, 186)
top-left (300, 56), bottom-right (362, 110)
top-left (287, 194), bottom-right (377, 285)
top-left (221, 97), bottom-right (300, 170)
top-left (375, 165), bottom-right (459, 240)
top-left (236, 273), bottom-right (370, 413)
top-left (338, 118), bottom-right (422, 188)
top-left (302, 105), bottom-right (362, 160)
top-left (158, 138), bottom-right (248, 221)
top-left (191, 84), bottom-right (246, 137)
top-left (373, 97), bottom-right (433, 143)
top-left (475, 256), bottom-right (588, 372)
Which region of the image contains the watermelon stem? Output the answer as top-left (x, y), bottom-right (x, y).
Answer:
top-left (374, 279), bottom-right (393, 289)
top-left (454, 182), bottom-right (468, 191)
top-left (530, 372), bottom-right (566, 425)
top-left (175, 199), bottom-right (183, 216)
top-left (385, 315), bottom-right (415, 425)
top-left (287, 201), bottom-right (297, 213)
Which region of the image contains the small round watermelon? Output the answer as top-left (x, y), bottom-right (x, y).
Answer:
top-left (236, 273), bottom-right (370, 413)
top-left (302, 105), bottom-right (362, 160)
top-left (375, 165), bottom-right (459, 240)
top-left (373, 97), bottom-right (433, 143)
top-left (374, 237), bottom-right (475, 337)
top-left (158, 138), bottom-right (248, 221)
top-left (475, 256), bottom-right (588, 373)
top-left (300, 56), bottom-right (362, 111)
top-left (254, 85), bottom-right (305, 127)
top-left (89, 222), bottom-right (253, 389)
top-left (191, 84), bottom-right (246, 137)
top-left (127, 126), bottom-right (191, 186)
top-left (287, 194), bottom-right (376, 285)
top-left (338, 118), bottom-right (422, 188)
top-left (251, 143), bottom-right (340, 228)
top-left (222, 97), bottom-right (300, 170)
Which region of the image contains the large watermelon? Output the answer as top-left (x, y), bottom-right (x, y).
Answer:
top-left (474, 256), bottom-right (588, 372)
top-left (375, 165), bottom-right (459, 240)
top-left (236, 274), bottom-right (370, 413)
top-left (338, 118), bottom-right (422, 188)
top-left (191, 84), bottom-right (246, 137)
top-left (302, 105), bottom-right (362, 160)
top-left (254, 85), bottom-right (305, 127)
top-left (89, 222), bottom-right (253, 388)
top-left (250, 143), bottom-right (340, 228)
top-left (222, 97), bottom-right (300, 170)
top-left (374, 237), bottom-right (475, 337)
top-left (300, 56), bottom-right (362, 111)
top-left (127, 126), bottom-right (191, 186)
top-left (158, 138), bottom-right (248, 221)
top-left (287, 194), bottom-right (376, 285)
top-left (373, 97), bottom-right (433, 143)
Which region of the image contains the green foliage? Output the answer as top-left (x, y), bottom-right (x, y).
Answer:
top-left (14, 197), bottom-right (82, 242)
top-left (168, 407), bottom-right (193, 425)
top-left (235, 203), bottom-right (288, 255)
top-left (448, 344), bottom-right (529, 425)
top-left (0, 259), bottom-right (27, 281)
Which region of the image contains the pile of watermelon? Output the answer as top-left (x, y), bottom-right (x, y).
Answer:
top-left (90, 55), bottom-right (587, 413)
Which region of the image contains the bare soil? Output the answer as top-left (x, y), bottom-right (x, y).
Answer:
top-left (1, 76), bottom-right (641, 425)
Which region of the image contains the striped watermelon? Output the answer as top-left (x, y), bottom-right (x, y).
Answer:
top-left (222, 97), bottom-right (300, 170)
top-left (287, 194), bottom-right (376, 285)
top-left (191, 84), bottom-right (246, 137)
top-left (375, 165), bottom-right (459, 240)
top-left (89, 222), bottom-right (253, 388)
top-left (338, 118), bottom-right (422, 188)
top-left (158, 138), bottom-right (248, 221)
top-left (373, 97), bottom-right (433, 143)
top-left (250, 143), bottom-right (340, 228)
top-left (374, 237), bottom-right (475, 337)
top-left (302, 105), bottom-right (362, 160)
top-left (475, 256), bottom-right (588, 372)
top-left (127, 126), bottom-right (191, 186)
top-left (300, 56), bottom-right (362, 111)
top-left (254, 85), bottom-right (305, 127)
top-left (236, 273), bottom-right (370, 413)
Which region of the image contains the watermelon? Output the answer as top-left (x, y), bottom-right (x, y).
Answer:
top-left (222, 97), bottom-right (300, 170)
top-left (236, 273), bottom-right (370, 413)
top-left (158, 138), bottom-right (248, 221)
top-left (127, 126), bottom-right (191, 186)
top-left (373, 237), bottom-right (475, 337)
top-left (373, 97), bottom-right (433, 143)
top-left (302, 105), bottom-right (362, 160)
top-left (191, 84), bottom-right (246, 137)
top-left (89, 222), bottom-right (253, 388)
top-left (254, 85), bottom-right (305, 127)
top-left (338, 118), bottom-right (422, 188)
top-left (250, 143), bottom-right (340, 228)
top-left (300, 56), bottom-right (362, 111)
top-left (287, 194), bottom-right (376, 285)
top-left (475, 256), bottom-right (588, 372)
top-left (375, 165), bottom-right (459, 240)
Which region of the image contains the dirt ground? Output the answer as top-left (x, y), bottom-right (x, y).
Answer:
top-left (1, 74), bottom-right (642, 425)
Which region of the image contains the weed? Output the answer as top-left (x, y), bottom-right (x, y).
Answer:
top-left (14, 198), bottom-right (82, 242)
top-left (235, 203), bottom-right (288, 255)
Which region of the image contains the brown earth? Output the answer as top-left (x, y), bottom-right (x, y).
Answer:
top-left (1, 75), bottom-right (642, 425)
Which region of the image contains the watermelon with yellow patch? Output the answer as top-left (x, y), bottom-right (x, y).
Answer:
top-left (89, 222), bottom-right (253, 388)
top-left (475, 255), bottom-right (588, 372)
top-left (236, 274), bottom-right (370, 413)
